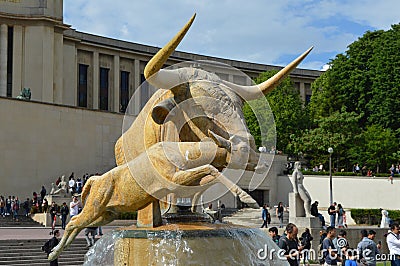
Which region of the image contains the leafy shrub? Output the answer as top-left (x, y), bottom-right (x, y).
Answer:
top-left (350, 209), bottom-right (400, 225)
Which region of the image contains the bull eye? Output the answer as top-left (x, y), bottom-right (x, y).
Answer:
top-left (239, 146), bottom-right (249, 152)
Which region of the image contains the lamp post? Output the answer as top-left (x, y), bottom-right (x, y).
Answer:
top-left (328, 147), bottom-right (333, 205)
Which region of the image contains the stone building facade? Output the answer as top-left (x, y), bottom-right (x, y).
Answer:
top-left (0, 0), bottom-right (321, 205)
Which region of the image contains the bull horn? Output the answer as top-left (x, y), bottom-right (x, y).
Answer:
top-left (144, 14), bottom-right (196, 88)
top-left (222, 47), bottom-right (313, 100)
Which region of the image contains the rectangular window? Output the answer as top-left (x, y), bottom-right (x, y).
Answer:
top-left (120, 71), bottom-right (130, 113)
top-left (6, 26), bottom-right (13, 97)
top-left (99, 67), bottom-right (109, 110)
top-left (305, 94), bottom-right (312, 104)
top-left (78, 64), bottom-right (88, 107)
top-left (140, 74), bottom-right (149, 109)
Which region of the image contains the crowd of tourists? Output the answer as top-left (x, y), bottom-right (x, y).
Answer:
top-left (262, 222), bottom-right (400, 266)
top-left (0, 195), bottom-right (21, 220)
top-left (259, 200), bottom-right (400, 266)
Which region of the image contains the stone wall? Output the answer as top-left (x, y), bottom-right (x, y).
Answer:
top-left (277, 174), bottom-right (400, 210)
top-left (0, 97), bottom-right (124, 198)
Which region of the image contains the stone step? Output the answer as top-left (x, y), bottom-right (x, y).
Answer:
top-left (0, 258), bottom-right (84, 265)
top-left (0, 246), bottom-right (88, 260)
top-left (0, 254), bottom-right (86, 262)
top-left (0, 215), bottom-right (43, 227)
top-left (222, 208), bottom-right (289, 228)
top-left (0, 239), bottom-right (86, 265)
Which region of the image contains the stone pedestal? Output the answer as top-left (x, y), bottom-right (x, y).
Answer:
top-left (290, 216), bottom-right (321, 228)
top-left (45, 195), bottom-right (71, 206)
top-left (136, 201), bottom-right (162, 228)
top-left (288, 192), bottom-right (306, 218)
top-left (288, 192), bottom-right (321, 228)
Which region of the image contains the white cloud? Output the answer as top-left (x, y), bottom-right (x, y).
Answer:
top-left (63, 0), bottom-right (400, 70)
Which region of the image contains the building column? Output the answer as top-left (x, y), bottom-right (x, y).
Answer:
top-left (92, 51), bottom-right (99, 109)
top-left (299, 82), bottom-right (306, 102)
top-left (12, 25), bottom-right (23, 97)
top-left (113, 55), bottom-right (120, 112)
top-left (133, 59), bottom-right (141, 115)
top-left (0, 24), bottom-right (8, 97)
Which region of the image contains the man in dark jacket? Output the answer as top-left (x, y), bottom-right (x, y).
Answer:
top-left (43, 229), bottom-right (60, 266)
top-left (60, 202), bottom-right (69, 230)
top-left (311, 201), bottom-right (326, 227)
top-left (40, 185), bottom-right (47, 201)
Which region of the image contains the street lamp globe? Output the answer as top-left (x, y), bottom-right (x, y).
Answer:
top-left (328, 147), bottom-right (333, 154)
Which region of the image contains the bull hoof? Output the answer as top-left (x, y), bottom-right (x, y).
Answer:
top-left (48, 250), bottom-right (58, 261)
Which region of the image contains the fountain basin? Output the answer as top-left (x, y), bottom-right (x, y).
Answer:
top-left (84, 223), bottom-right (288, 266)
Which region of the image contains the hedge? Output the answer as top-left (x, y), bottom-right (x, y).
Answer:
top-left (294, 170), bottom-right (399, 178)
top-left (350, 209), bottom-right (400, 225)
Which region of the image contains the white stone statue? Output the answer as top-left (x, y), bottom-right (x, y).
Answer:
top-left (49, 182), bottom-right (56, 195)
top-left (290, 161), bottom-right (312, 217)
top-left (50, 175), bottom-right (68, 195)
top-left (380, 209), bottom-right (390, 228)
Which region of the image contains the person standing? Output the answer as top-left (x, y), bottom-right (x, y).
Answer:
top-left (357, 229), bottom-right (380, 266)
top-left (269, 227), bottom-right (281, 245)
top-left (49, 202), bottom-right (57, 234)
top-left (386, 223), bottom-right (400, 266)
top-left (328, 202), bottom-right (337, 227)
top-left (278, 223), bottom-right (302, 266)
top-left (5, 196), bottom-right (11, 216)
top-left (69, 196), bottom-right (79, 219)
top-left (40, 185), bottom-right (47, 202)
top-left (68, 173), bottom-right (75, 196)
top-left (23, 198), bottom-right (30, 216)
top-left (60, 202), bottom-right (69, 230)
top-left (276, 202), bottom-right (285, 228)
top-left (337, 204), bottom-right (344, 228)
top-left (261, 204), bottom-right (269, 228)
top-left (84, 227), bottom-right (97, 248)
top-left (333, 230), bottom-right (349, 265)
top-left (322, 226), bottom-right (341, 266)
top-left (300, 228), bottom-right (313, 266)
top-left (0, 196), bottom-right (5, 217)
top-left (43, 229), bottom-right (60, 266)
top-left (389, 169), bottom-right (395, 184)
top-left (12, 196), bottom-right (20, 221)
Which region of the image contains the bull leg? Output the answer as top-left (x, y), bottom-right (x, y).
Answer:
top-left (49, 176), bottom-right (115, 261)
top-left (64, 211), bottom-right (117, 248)
top-left (171, 164), bottom-right (220, 186)
top-left (216, 174), bottom-right (259, 208)
top-left (191, 191), bottom-right (201, 213)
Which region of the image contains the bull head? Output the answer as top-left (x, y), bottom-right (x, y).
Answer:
top-left (143, 14), bottom-right (312, 174)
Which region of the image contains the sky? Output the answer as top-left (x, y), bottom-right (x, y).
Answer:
top-left (63, 0), bottom-right (400, 71)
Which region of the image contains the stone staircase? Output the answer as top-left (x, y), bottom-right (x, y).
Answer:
top-left (223, 208), bottom-right (289, 228)
top-left (0, 214), bottom-right (43, 227)
top-left (0, 239), bottom-right (88, 265)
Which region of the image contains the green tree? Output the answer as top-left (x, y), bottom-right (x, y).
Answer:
top-left (310, 24), bottom-right (400, 131)
top-left (348, 125), bottom-right (398, 173)
top-left (292, 108), bottom-right (361, 168)
top-left (244, 70), bottom-right (309, 154)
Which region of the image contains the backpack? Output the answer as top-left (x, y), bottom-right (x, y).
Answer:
top-left (41, 239), bottom-right (52, 254)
